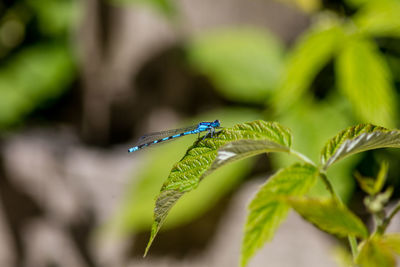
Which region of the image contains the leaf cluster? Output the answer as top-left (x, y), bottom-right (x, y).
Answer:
top-left (144, 120), bottom-right (400, 267)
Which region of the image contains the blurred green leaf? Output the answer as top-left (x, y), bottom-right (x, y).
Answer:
top-left (357, 237), bottom-right (396, 267)
top-left (110, 0), bottom-right (177, 18)
top-left (355, 173), bottom-right (379, 196)
top-left (320, 124), bottom-right (400, 170)
top-left (374, 161), bottom-right (389, 194)
top-left (145, 120), bottom-right (292, 256)
top-left (287, 197), bottom-right (368, 238)
top-left (187, 28), bottom-right (284, 104)
top-left (383, 234), bottom-right (400, 255)
top-left (336, 36), bottom-right (397, 127)
top-left (354, 0), bottom-right (400, 38)
top-left (0, 44), bottom-right (75, 128)
top-left (273, 23), bottom-right (344, 112)
top-left (332, 246), bottom-right (354, 267)
top-left (28, 0), bottom-right (79, 36)
top-left (241, 163), bottom-right (318, 267)
top-left (273, 95), bottom-right (356, 201)
top-left (364, 187), bottom-right (393, 213)
top-left (110, 109), bottom-right (259, 232)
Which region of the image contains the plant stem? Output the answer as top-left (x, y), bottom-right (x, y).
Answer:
top-left (290, 150), bottom-right (316, 166)
top-left (319, 172), bottom-right (340, 202)
top-left (319, 171), bottom-right (357, 260)
top-left (289, 149), bottom-right (358, 259)
top-left (377, 200), bottom-right (400, 235)
top-left (348, 235), bottom-right (358, 259)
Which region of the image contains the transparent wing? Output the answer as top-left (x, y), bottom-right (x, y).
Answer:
top-left (135, 125), bottom-right (198, 146)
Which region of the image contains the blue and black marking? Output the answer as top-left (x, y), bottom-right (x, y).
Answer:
top-left (128, 120), bottom-right (221, 153)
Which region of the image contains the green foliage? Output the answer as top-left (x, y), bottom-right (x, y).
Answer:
top-left (273, 23), bottom-right (344, 112)
top-left (241, 163), bottom-right (318, 267)
top-left (27, 0), bottom-right (80, 36)
top-left (144, 120), bottom-right (292, 255)
top-left (141, 121), bottom-right (400, 266)
top-left (357, 237), bottom-right (396, 267)
top-left (354, 0), bottom-right (400, 38)
top-left (111, 109), bottom-right (258, 233)
top-left (274, 95), bottom-right (356, 201)
top-left (0, 0), bottom-right (78, 130)
top-left (336, 36), bottom-right (396, 127)
top-left (383, 234), bottom-right (400, 255)
top-left (320, 124), bottom-right (400, 170)
top-left (355, 161), bottom-right (388, 196)
top-left (187, 28), bottom-right (284, 104)
top-left (271, 3), bottom-right (400, 127)
top-left (118, 0), bottom-right (400, 264)
top-left (287, 197), bottom-right (368, 238)
top-left (0, 44), bottom-right (75, 129)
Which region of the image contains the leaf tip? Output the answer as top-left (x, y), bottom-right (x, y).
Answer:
top-left (143, 221), bottom-right (161, 258)
top-left (240, 254), bottom-right (250, 267)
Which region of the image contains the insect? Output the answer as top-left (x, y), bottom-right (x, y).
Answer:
top-left (128, 120), bottom-right (221, 152)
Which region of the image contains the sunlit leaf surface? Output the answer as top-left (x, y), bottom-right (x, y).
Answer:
top-left (320, 124), bottom-right (400, 170)
top-left (145, 120), bottom-right (292, 256)
top-left (241, 163), bottom-right (318, 267)
top-left (287, 197), bottom-right (368, 238)
top-left (210, 138), bottom-right (290, 172)
top-left (112, 110), bottom-right (258, 233)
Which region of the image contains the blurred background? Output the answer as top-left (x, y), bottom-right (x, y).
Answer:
top-left (0, 0), bottom-right (400, 266)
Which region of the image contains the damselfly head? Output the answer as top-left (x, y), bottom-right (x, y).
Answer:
top-left (212, 120), bottom-right (220, 127)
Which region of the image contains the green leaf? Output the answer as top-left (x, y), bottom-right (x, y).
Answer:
top-left (273, 23), bottom-right (344, 112)
top-left (355, 161), bottom-right (389, 196)
top-left (357, 237), bottom-right (396, 267)
top-left (27, 0), bottom-right (80, 36)
top-left (374, 161), bottom-right (389, 194)
top-left (320, 124), bottom-right (400, 170)
top-left (383, 233), bottom-right (400, 255)
top-left (0, 44), bottom-right (75, 128)
top-left (355, 162), bottom-right (389, 196)
top-left (336, 36), bottom-right (397, 127)
top-left (145, 120), bottom-right (292, 256)
top-left (210, 138), bottom-right (291, 172)
top-left (354, 0), bottom-right (400, 38)
top-left (273, 94), bottom-right (356, 201)
top-left (287, 197), bottom-right (368, 238)
top-left (332, 246), bottom-right (354, 267)
top-left (355, 173), bottom-right (378, 196)
top-left (111, 109), bottom-right (258, 233)
top-left (187, 28), bottom-right (284, 104)
top-left (241, 163), bottom-right (318, 267)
